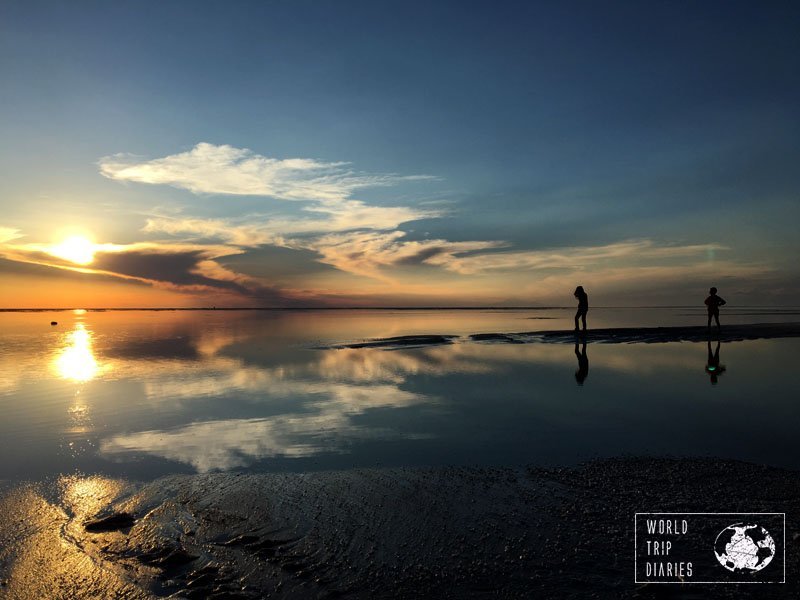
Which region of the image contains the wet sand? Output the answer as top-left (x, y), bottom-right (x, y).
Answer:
top-left (507, 322), bottom-right (800, 344)
top-left (325, 322), bottom-right (800, 349)
top-left (1, 457), bottom-right (798, 599)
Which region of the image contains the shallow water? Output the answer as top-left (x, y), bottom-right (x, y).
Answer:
top-left (1, 308), bottom-right (799, 480)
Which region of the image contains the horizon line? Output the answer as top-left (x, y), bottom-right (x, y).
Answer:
top-left (2, 305), bottom-right (800, 312)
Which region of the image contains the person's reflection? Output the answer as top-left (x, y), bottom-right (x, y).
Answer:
top-left (705, 339), bottom-right (726, 385)
top-left (574, 338), bottom-right (589, 385)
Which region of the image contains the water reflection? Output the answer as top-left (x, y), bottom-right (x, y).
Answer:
top-left (53, 323), bottom-right (103, 382)
top-left (705, 340), bottom-right (727, 385)
top-left (86, 328), bottom-right (752, 472)
top-left (66, 393), bottom-right (92, 434)
top-left (574, 338), bottom-right (589, 385)
top-left (98, 333), bottom-right (540, 472)
top-left (1, 310), bottom-right (798, 479)
top-left (137, 346), bottom-right (495, 403)
top-left (101, 381), bottom-right (429, 472)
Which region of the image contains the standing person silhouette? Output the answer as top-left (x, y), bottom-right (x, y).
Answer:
top-left (574, 286), bottom-right (588, 333)
top-left (704, 287), bottom-right (726, 330)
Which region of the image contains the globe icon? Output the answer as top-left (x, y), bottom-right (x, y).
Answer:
top-left (714, 523), bottom-right (775, 572)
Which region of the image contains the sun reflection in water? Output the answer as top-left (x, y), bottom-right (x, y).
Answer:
top-left (60, 475), bottom-right (126, 521)
top-left (66, 390), bottom-right (93, 440)
top-left (54, 323), bottom-right (103, 382)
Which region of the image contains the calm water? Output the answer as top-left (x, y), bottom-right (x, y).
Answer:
top-left (1, 308), bottom-right (799, 481)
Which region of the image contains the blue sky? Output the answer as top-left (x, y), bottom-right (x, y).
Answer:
top-left (1, 1), bottom-right (798, 307)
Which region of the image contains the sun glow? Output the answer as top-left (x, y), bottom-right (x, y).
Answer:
top-left (49, 236), bottom-right (96, 265)
top-left (54, 323), bottom-right (101, 382)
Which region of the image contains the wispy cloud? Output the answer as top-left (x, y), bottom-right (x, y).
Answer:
top-left (143, 194), bottom-right (437, 241)
top-left (143, 217), bottom-right (278, 247)
top-left (288, 231), bottom-right (733, 282)
top-left (138, 212), bottom-right (743, 292)
top-left (0, 227), bottom-right (23, 244)
top-left (305, 230), bottom-right (504, 280)
top-left (105, 143), bottom-right (442, 240)
top-left (99, 142), bottom-right (435, 202)
top-left (424, 240), bottom-right (730, 275)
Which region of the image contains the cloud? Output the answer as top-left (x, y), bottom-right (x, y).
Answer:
top-left (0, 237), bottom-right (309, 306)
top-left (137, 212), bottom-right (749, 294)
top-left (0, 227), bottom-right (23, 244)
top-left (143, 193), bottom-right (438, 241)
top-left (92, 248), bottom-right (234, 287)
top-left (303, 198), bottom-right (439, 232)
top-left (305, 230), bottom-right (503, 280)
top-left (104, 143), bottom-right (444, 242)
top-left (143, 217), bottom-right (277, 246)
top-left (99, 142), bottom-right (434, 202)
top-left (424, 240), bottom-right (730, 275)
top-left (292, 232), bottom-right (734, 283)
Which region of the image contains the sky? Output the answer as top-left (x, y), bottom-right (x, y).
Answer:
top-left (0, 0), bottom-right (798, 308)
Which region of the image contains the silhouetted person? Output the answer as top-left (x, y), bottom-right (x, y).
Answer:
top-left (705, 339), bottom-right (726, 385)
top-left (574, 338), bottom-right (589, 385)
top-left (705, 287), bottom-right (726, 330)
top-left (574, 286), bottom-right (588, 332)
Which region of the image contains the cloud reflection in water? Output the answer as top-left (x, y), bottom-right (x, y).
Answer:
top-left (100, 330), bottom-right (444, 471)
top-left (101, 380), bottom-right (428, 471)
top-left (98, 326), bottom-right (705, 472)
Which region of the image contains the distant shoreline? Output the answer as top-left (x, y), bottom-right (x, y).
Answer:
top-left (3, 306), bottom-right (800, 312)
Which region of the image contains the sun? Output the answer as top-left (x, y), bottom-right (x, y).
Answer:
top-left (49, 236), bottom-right (96, 265)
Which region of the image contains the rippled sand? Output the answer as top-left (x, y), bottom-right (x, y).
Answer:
top-left (2, 457), bottom-right (798, 599)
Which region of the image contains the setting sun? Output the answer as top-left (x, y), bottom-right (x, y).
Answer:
top-left (49, 236), bottom-right (96, 265)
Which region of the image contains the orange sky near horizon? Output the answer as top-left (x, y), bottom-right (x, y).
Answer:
top-left (0, 274), bottom-right (214, 309)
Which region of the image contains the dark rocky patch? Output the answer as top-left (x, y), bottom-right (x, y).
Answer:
top-left (327, 334), bottom-right (458, 349)
top-left (83, 512), bottom-right (135, 532)
top-left (469, 332), bottom-right (523, 343)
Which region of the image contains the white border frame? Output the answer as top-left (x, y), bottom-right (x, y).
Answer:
top-left (634, 512), bottom-right (786, 584)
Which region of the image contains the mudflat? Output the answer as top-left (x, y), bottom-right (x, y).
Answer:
top-left (1, 457), bottom-right (798, 599)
